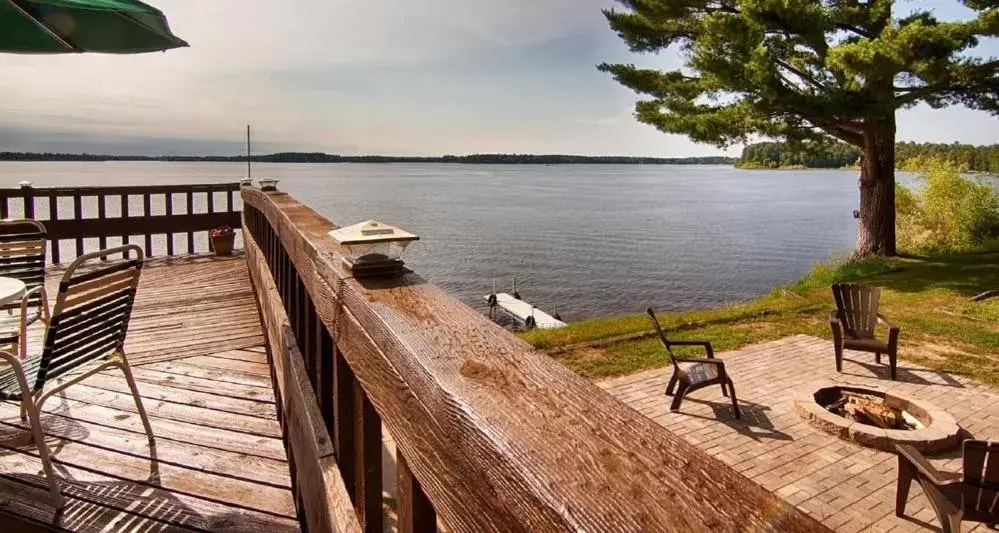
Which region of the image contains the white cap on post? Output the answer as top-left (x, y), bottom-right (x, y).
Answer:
top-left (258, 178), bottom-right (279, 191)
top-left (328, 220), bottom-right (419, 278)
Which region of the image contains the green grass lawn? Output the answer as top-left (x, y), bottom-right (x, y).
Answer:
top-left (520, 251), bottom-right (999, 382)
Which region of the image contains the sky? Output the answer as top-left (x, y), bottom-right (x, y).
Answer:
top-left (0, 0), bottom-right (997, 157)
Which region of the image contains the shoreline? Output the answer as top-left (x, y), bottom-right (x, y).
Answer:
top-left (519, 251), bottom-right (999, 383)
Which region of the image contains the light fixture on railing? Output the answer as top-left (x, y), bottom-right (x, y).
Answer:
top-left (258, 178), bottom-right (279, 191)
top-left (328, 220), bottom-right (419, 278)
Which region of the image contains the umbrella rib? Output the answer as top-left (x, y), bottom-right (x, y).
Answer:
top-left (4, 0), bottom-right (79, 51)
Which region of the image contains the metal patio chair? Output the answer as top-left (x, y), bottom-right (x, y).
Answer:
top-left (0, 245), bottom-right (153, 508)
top-left (0, 219), bottom-right (50, 359)
top-left (897, 440), bottom-right (999, 532)
top-left (646, 308), bottom-right (741, 419)
top-left (830, 283), bottom-right (901, 380)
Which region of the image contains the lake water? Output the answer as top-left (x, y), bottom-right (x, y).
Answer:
top-left (1, 162), bottom-right (871, 320)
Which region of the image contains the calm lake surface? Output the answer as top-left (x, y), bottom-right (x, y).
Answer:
top-left (1, 162), bottom-right (874, 320)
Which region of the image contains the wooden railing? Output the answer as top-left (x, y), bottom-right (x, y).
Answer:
top-left (241, 186), bottom-right (831, 533)
top-left (0, 182), bottom-right (242, 263)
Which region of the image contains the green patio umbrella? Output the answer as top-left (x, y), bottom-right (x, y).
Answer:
top-left (0, 0), bottom-right (187, 54)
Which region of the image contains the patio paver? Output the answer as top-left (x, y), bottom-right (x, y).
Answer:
top-left (599, 334), bottom-right (999, 532)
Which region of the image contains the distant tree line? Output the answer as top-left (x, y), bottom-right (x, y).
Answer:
top-left (0, 151), bottom-right (736, 165)
top-left (738, 142), bottom-right (999, 173)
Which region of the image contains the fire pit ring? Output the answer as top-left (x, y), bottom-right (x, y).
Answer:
top-left (794, 385), bottom-right (961, 453)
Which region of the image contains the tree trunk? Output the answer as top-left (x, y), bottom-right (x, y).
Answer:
top-left (853, 117), bottom-right (897, 258)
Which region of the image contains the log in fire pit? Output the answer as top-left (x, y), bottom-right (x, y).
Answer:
top-left (794, 385), bottom-right (961, 453)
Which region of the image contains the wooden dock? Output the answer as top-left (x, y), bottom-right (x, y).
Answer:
top-left (485, 292), bottom-right (567, 329)
top-left (0, 255), bottom-right (298, 532)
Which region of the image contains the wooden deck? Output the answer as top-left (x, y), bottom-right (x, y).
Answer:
top-left (0, 255), bottom-right (298, 532)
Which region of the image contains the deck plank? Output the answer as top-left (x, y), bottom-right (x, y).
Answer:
top-left (116, 366), bottom-right (275, 402)
top-left (29, 397), bottom-right (287, 462)
top-left (0, 255), bottom-right (298, 532)
top-left (138, 359), bottom-right (274, 390)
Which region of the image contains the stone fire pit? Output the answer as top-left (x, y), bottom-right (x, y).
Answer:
top-left (794, 385), bottom-right (961, 453)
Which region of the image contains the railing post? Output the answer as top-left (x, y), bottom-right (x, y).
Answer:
top-left (19, 181), bottom-right (34, 219)
top-left (165, 193), bottom-right (174, 256)
top-left (97, 193), bottom-right (108, 252)
top-left (121, 193), bottom-right (130, 246)
top-left (47, 194), bottom-right (59, 263)
top-left (143, 193), bottom-right (153, 256)
top-left (186, 190), bottom-right (195, 254)
top-left (73, 193), bottom-right (83, 257)
top-left (397, 452), bottom-right (436, 533)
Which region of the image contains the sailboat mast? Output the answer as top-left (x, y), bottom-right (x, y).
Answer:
top-left (246, 124), bottom-right (252, 179)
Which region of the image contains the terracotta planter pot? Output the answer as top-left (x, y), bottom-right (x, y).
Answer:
top-left (210, 233), bottom-right (235, 256)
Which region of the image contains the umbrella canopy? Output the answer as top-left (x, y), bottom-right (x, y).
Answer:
top-left (0, 0), bottom-right (188, 54)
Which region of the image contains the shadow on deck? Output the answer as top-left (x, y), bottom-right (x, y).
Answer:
top-left (0, 254), bottom-right (298, 532)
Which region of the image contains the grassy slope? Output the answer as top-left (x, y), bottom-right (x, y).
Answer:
top-left (520, 251), bottom-right (999, 382)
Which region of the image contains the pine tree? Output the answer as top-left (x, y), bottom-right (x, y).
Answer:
top-left (600, 0), bottom-right (999, 257)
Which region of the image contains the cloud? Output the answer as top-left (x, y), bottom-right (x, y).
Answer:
top-left (0, 0), bottom-right (996, 156)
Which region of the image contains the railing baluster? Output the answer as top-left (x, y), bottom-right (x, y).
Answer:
top-left (187, 190), bottom-right (195, 254)
top-left (121, 193), bottom-right (130, 246)
top-left (296, 278), bottom-right (307, 352)
top-left (304, 295), bottom-right (318, 389)
top-left (143, 193), bottom-right (153, 257)
top-left (2, 183), bottom-right (241, 264)
top-left (48, 195), bottom-right (60, 264)
top-left (397, 452), bottom-right (436, 533)
top-left (21, 183), bottom-right (35, 219)
top-left (319, 326), bottom-right (336, 438)
top-left (334, 347), bottom-right (356, 495)
top-left (165, 193), bottom-right (174, 256)
top-left (353, 383), bottom-right (383, 533)
top-left (97, 193), bottom-right (107, 252)
top-left (73, 193), bottom-right (83, 257)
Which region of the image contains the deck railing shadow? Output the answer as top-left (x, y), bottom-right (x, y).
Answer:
top-left (241, 186), bottom-right (832, 533)
top-left (1, 471), bottom-right (205, 531)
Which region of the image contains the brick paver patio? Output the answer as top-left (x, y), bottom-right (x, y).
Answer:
top-left (599, 334), bottom-right (999, 532)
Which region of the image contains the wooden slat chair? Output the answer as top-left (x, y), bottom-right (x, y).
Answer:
top-left (896, 440), bottom-right (999, 532)
top-left (0, 245), bottom-right (153, 508)
top-left (0, 220), bottom-right (50, 359)
top-left (646, 308), bottom-right (740, 419)
top-left (830, 283), bottom-right (901, 380)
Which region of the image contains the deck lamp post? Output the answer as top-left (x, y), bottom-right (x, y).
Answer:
top-left (328, 220), bottom-right (419, 278)
top-left (258, 178), bottom-right (279, 191)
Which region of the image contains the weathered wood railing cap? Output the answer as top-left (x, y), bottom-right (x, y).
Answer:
top-left (243, 188), bottom-right (830, 533)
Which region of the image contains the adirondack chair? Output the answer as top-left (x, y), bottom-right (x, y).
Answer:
top-left (0, 245), bottom-right (153, 508)
top-left (0, 220), bottom-right (50, 359)
top-left (646, 308), bottom-right (740, 419)
top-left (830, 283), bottom-right (900, 380)
top-left (896, 441), bottom-right (999, 532)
